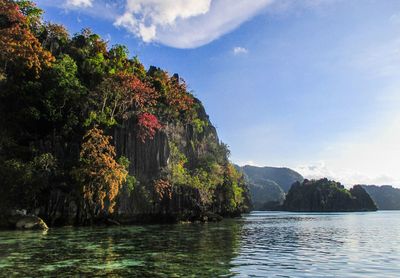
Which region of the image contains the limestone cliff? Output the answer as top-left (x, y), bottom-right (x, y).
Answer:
top-left (0, 3), bottom-right (250, 227)
top-left (112, 99), bottom-right (250, 222)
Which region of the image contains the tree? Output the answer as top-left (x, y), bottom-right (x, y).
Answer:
top-left (75, 127), bottom-right (127, 222)
top-left (107, 44), bottom-right (131, 74)
top-left (0, 153), bottom-right (57, 211)
top-left (147, 67), bottom-right (195, 120)
top-left (167, 74), bottom-right (195, 114)
top-left (67, 28), bottom-right (108, 87)
top-left (154, 179), bottom-right (172, 201)
top-left (15, 0), bottom-right (43, 31)
top-left (0, 0), bottom-right (54, 77)
top-left (42, 54), bottom-right (86, 133)
top-left (137, 113), bottom-right (162, 142)
top-left (87, 72), bottom-right (159, 127)
top-left (214, 163), bottom-right (246, 215)
top-left (39, 23), bottom-right (69, 56)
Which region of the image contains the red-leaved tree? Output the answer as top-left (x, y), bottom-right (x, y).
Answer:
top-left (137, 112), bottom-right (162, 142)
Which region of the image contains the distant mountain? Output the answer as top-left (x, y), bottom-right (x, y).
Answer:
top-left (240, 165), bottom-right (304, 193)
top-left (283, 179), bottom-right (377, 212)
top-left (247, 179), bottom-right (285, 210)
top-left (362, 185), bottom-right (400, 210)
top-left (236, 165), bottom-right (304, 210)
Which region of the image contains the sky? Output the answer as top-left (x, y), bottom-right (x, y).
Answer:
top-left (35, 0), bottom-right (400, 187)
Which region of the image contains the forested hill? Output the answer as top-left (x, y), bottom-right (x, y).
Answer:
top-left (239, 165), bottom-right (304, 193)
top-left (236, 165), bottom-right (304, 210)
top-left (362, 185), bottom-right (400, 210)
top-left (0, 0), bottom-right (250, 228)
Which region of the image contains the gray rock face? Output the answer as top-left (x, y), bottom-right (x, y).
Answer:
top-left (3, 99), bottom-right (246, 226)
top-left (112, 98), bottom-right (223, 217)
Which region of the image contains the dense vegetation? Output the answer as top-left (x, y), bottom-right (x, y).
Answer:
top-left (362, 185), bottom-right (400, 210)
top-left (0, 0), bottom-right (249, 226)
top-left (237, 165), bottom-right (303, 210)
top-left (283, 179), bottom-right (377, 212)
top-left (247, 179), bottom-right (285, 210)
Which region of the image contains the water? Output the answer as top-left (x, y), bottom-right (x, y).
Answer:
top-left (0, 211), bottom-right (399, 277)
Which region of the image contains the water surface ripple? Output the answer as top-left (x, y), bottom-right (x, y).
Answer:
top-left (0, 211), bottom-right (399, 277)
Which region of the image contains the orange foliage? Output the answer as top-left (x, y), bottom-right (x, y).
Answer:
top-left (78, 127), bottom-right (127, 214)
top-left (0, 0), bottom-right (54, 76)
top-left (94, 72), bottom-right (159, 122)
top-left (117, 72), bottom-right (159, 114)
top-left (150, 71), bottom-right (195, 119)
top-left (154, 179), bottom-right (172, 201)
top-left (167, 76), bottom-right (195, 112)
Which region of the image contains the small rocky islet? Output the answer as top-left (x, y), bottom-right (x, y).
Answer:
top-left (283, 178), bottom-right (377, 212)
top-left (241, 166), bottom-right (379, 212)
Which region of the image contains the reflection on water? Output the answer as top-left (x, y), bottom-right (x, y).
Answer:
top-left (232, 211), bottom-right (400, 277)
top-left (0, 211), bottom-right (399, 277)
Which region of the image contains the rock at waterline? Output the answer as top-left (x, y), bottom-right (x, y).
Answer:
top-left (15, 216), bottom-right (49, 230)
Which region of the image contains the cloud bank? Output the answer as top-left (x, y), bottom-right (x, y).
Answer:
top-left (43, 0), bottom-right (335, 48)
top-left (114, 0), bottom-right (211, 43)
top-left (114, 0), bottom-right (273, 48)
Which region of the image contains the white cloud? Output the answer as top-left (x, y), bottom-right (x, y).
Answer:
top-left (115, 0), bottom-right (273, 48)
top-left (296, 162), bottom-right (400, 188)
top-left (295, 162), bottom-right (335, 181)
top-left (115, 0), bottom-right (212, 43)
top-left (233, 46), bottom-right (248, 55)
top-left (38, 0), bottom-right (342, 48)
top-left (66, 0), bottom-right (93, 8)
top-left (235, 160), bottom-right (262, 167)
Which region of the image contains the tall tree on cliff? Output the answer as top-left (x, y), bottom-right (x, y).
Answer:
top-left (75, 127), bottom-right (127, 223)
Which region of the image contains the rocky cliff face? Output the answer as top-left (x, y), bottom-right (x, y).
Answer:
top-left (1, 100), bottom-right (248, 228)
top-left (112, 99), bottom-right (241, 221)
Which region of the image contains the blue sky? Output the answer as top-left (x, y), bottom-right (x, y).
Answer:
top-left (36, 0), bottom-right (400, 186)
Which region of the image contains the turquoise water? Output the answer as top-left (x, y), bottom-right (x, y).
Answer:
top-left (0, 211), bottom-right (399, 277)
